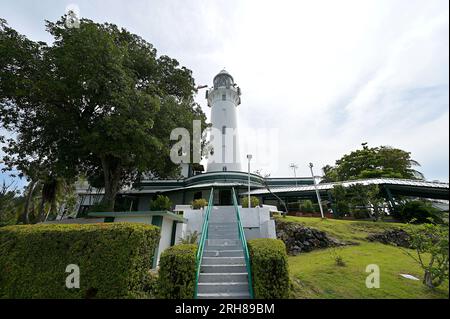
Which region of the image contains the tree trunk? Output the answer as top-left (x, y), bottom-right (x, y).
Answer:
top-left (19, 180), bottom-right (37, 224)
top-left (423, 270), bottom-right (434, 288)
top-left (47, 198), bottom-right (58, 221)
top-left (101, 156), bottom-right (122, 211)
top-left (37, 195), bottom-right (46, 223)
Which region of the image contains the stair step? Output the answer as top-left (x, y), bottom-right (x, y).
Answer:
top-left (208, 235), bottom-right (239, 239)
top-left (197, 292), bottom-right (251, 299)
top-left (208, 226), bottom-right (238, 234)
top-left (207, 239), bottom-right (240, 246)
top-left (202, 257), bottom-right (244, 265)
top-left (203, 250), bottom-right (244, 257)
top-left (201, 264), bottom-right (247, 273)
top-left (197, 282), bottom-right (249, 294)
top-left (198, 273), bottom-right (248, 283)
top-left (205, 245), bottom-right (242, 251)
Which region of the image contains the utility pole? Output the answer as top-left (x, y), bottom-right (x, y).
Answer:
top-left (289, 163), bottom-right (298, 186)
top-left (309, 162), bottom-right (325, 219)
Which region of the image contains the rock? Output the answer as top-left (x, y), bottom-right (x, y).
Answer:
top-left (275, 219), bottom-right (344, 255)
top-left (367, 229), bottom-right (411, 248)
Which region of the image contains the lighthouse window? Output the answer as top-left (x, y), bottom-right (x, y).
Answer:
top-left (222, 126), bottom-right (226, 135)
top-left (222, 94), bottom-right (226, 101)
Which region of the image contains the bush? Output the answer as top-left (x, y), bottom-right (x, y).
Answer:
top-left (351, 208), bottom-right (370, 219)
top-left (313, 203), bottom-right (321, 213)
top-left (300, 200), bottom-right (314, 213)
top-left (0, 223), bottom-right (160, 298)
top-left (150, 195), bottom-right (172, 211)
top-left (405, 223), bottom-right (449, 288)
top-left (158, 244), bottom-right (197, 298)
top-left (178, 231), bottom-right (200, 244)
top-left (393, 200), bottom-right (443, 224)
top-left (248, 238), bottom-right (290, 299)
top-left (192, 198), bottom-right (207, 209)
top-left (241, 196), bottom-right (260, 208)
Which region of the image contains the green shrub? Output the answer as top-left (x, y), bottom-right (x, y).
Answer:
top-left (150, 195), bottom-right (172, 211)
top-left (178, 231), bottom-right (200, 244)
top-left (0, 223), bottom-right (160, 298)
top-left (405, 223), bottom-right (449, 288)
top-left (192, 198), bottom-right (208, 209)
top-left (351, 208), bottom-right (370, 219)
top-left (158, 244), bottom-right (197, 299)
top-left (241, 196), bottom-right (260, 208)
top-left (300, 200), bottom-right (314, 213)
top-left (248, 238), bottom-right (290, 299)
top-left (393, 200), bottom-right (443, 224)
top-left (313, 203), bottom-right (321, 213)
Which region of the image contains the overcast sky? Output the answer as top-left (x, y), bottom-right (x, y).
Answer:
top-left (1, 0), bottom-right (448, 186)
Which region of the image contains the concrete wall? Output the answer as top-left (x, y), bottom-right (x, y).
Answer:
top-left (176, 205), bottom-right (276, 241)
top-left (240, 206), bottom-right (276, 239)
top-left (180, 208), bottom-right (205, 238)
top-left (157, 217), bottom-right (175, 265)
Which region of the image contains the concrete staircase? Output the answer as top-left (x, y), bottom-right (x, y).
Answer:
top-left (197, 206), bottom-right (251, 299)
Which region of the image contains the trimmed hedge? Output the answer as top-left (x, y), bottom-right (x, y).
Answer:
top-left (158, 244), bottom-right (197, 299)
top-left (0, 223), bottom-right (160, 298)
top-left (248, 238), bottom-right (290, 299)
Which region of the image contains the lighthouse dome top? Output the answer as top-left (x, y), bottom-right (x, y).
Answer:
top-left (213, 69), bottom-right (234, 89)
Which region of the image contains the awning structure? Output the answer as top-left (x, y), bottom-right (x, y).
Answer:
top-left (243, 178), bottom-right (449, 200)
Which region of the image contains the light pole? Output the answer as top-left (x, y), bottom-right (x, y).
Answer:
top-left (309, 162), bottom-right (325, 219)
top-left (289, 163), bottom-right (298, 186)
top-left (247, 154), bottom-right (252, 208)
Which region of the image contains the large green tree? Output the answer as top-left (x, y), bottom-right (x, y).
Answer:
top-left (1, 17), bottom-right (207, 212)
top-left (322, 143), bottom-right (424, 182)
top-left (0, 18), bottom-right (75, 222)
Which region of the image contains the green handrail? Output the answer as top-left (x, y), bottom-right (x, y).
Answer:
top-left (232, 188), bottom-right (254, 299)
top-left (194, 187), bottom-right (214, 298)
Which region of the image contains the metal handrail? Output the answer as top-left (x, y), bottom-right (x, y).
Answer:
top-left (231, 188), bottom-right (254, 299)
top-left (194, 187), bottom-right (214, 298)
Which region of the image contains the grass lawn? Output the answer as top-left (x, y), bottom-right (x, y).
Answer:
top-left (282, 216), bottom-right (449, 299)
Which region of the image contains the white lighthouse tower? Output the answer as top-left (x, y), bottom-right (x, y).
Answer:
top-left (206, 70), bottom-right (242, 172)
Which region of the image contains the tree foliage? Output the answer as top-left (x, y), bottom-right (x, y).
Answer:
top-left (322, 143), bottom-right (424, 182)
top-left (393, 200), bottom-right (443, 224)
top-left (0, 180), bottom-right (20, 226)
top-left (150, 195), bottom-right (172, 211)
top-left (0, 17), bottom-right (207, 213)
top-left (330, 184), bottom-right (384, 220)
